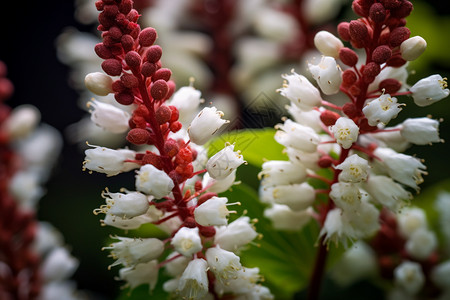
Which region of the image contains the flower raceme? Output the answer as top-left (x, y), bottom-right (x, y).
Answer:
top-left (260, 0), bottom-right (448, 297)
top-left (83, 0), bottom-right (271, 298)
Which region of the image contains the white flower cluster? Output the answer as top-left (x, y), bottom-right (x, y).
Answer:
top-left (259, 28), bottom-right (448, 249)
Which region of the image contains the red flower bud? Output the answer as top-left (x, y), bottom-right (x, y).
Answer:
top-left (95, 43), bottom-right (113, 59)
top-left (320, 110), bottom-right (341, 126)
top-left (386, 55), bottom-right (407, 67)
top-left (125, 51), bottom-right (141, 69)
top-left (199, 226), bottom-right (216, 238)
top-left (151, 80), bottom-right (169, 100)
top-left (379, 78), bottom-right (402, 94)
top-left (362, 62), bottom-right (381, 79)
top-left (339, 47), bottom-right (359, 67)
top-left (318, 155), bottom-right (333, 168)
top-left (342, 70), bottom-right (357, 86)
top-left (164, 139), bottom-right (180, 157)
top-left (155, 105), bottom-right (172, 125)
top-left (146, 45), bottom-right (162, 63)
top-left (337, 22), bottom-right (351, 41)
top-left (170, 121), bottom-right (182, 133)
top-left (120, 34), bottom-right (134, 52)
top-left (127, 128), bottom-right (151, 145)
top-left (101, 59), bottom-right (122, 76)
top-left (115, 91), bottom-right (134, 105)
top-left (142, 152), bottom-right (163, 169)
top-left (141, 62), bottom-right (157, 78)
top-left (349, 20), bottom-right (369, 43)
top-left (152, 68), bottom-right (172, 82)
top-left (390, 1), bottom-right (413, 19)
top-left (369, 3), bottom-right (386, 23)
top-left (120, 73), bottom-right (139, 88)
top-left (389, 27), bottom-right (411, 47)
top-left (138, 28), bottom-right (158, 47)
top-left (372, 45), bottom-right (392, 64)
top-left (342, 103), bottom-right (358, 118)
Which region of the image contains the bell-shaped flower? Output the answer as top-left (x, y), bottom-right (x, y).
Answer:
top-left (405, 228), bottom-right (437, 260)
top-left (335, 154), bottom-right (369, 183)
top-left (259, 160), bottom-right (307, 187)
top-left (164, 252), bottom-right (190, 277)
top-left (397, 207), bottom-right (428, 239)
top-left (331, 117), bottom-right (359, 149)
top-left (194, 196), bottom-right (230, 226)
top-left (394, 261), bottom-right (425, 295)
top-left (88, 100), bottom-right (130, 133)
top-left (314, 31), bottom-right (343, 58)
top-left (275, 119), bottom-right (320, 153)
top-left (260, 183), bottom-right (315, 211)
top-left (171, 227), bottom-right (203, 257)
top-left (409, 74), bottom-right (449, 107)
top-left (103, 236), bottom-right (164, 268)
top-left (84, 146), bottom-right (140, 176)
top-left (286, 104), bottom-right (323, 132)
top-left (329, 182), bottom-right (361, 212)
top-left (284, 147), bottom-right (321, 171)
top-left (188, 107), bottom-right (228, 145)
top-left (430, 261), bottom-right (450, 290)
top-left (374, 147), bottom-right (427, 191)
top-left (4, 104), bottom-right (40, 139)
top-left (94, 190), bottom-right (149, 218)
top-left (363, 175), bottom-right (412, 211)
top-left (169, 86), bottom-right (202, 124)
top-left (119, 260), bottom-right (159, 291)
top-left (41, 247), bottom-right (79, 282)
top-left (206, 246), bottom-right (242, 284)
top-left (365, 127), bottom-right (410, 152)
top-left (177, 259), bottom-right (209, 300)
top-left (202, 170), bottom-right (236, 194)
top-left (308, 56), bottom-right (343, 95)
top-left (85, 72), bottom-right (113, 96)
top-left (400, 36), bottom-right (427, 61)
top-left (264, 204), bottom-right (312, 231)
top-left (214, 217), bottom-right (258, 252)
top-left (135, 164), bottom-right (174, 198)
top-left (206, 144), bottom-right (245, 180)
top-left (400, 117), bottom-right (441, 145)
top-left (362, 94), bottom-right (403, 126)
top-left (277, 70), bottom-right (323, 111)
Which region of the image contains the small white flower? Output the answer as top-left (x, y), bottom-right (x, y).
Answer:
top-left (188, 107), bottom-right (228, 145)
top-left (264, 204), bottom-right (312, 231)
top-left (214, 217), bottom-right (258, 252)
top-left (194, 196), bottom-right (230, 226)
top-left (101, 205), bottom-right (163, 230)
top-left (171, 227), bottom-right (203, 257)
top-left (205, 246), bottom-right (242, 284)
top-left (335, 154), bottom-right (369, 183)
top-left (33, 222), bottom-right (63, 255)
top-left (9, 171), bottom-right (44, 210)
top-left (400, 36), bottom-right (427, 61)
top-left (177, 259), bottom-right (209, 300)
top-left (119, 260), bottom-right (159, 291)
top-left (362, 94), bottom-right (403, 126)
top-left (275, 119), bottom-right (321, 153)
top-left (400, 117), bottom-right (441, 145)
top-left (394, 261), bottom-right (425, 295)
top-left (409, 74), bottom-right (449, 107)
top-left (277, 70), bottom-right (323, 111)
top-left (84, 72), bottom-right (113, 96)
top-left (303, 0), bottom-right (343, 25)
top-left (368, 65), bottom-right (409, 94)
top-left (135, 164), bottom-right (174, 198)
top-left (314, 31), bottom-right (344, 58)
top-left (259, 160), bottom-right (307, 187)
top-left (41, 247), bottom-right (79, 282)
top-left (363, 175), bottom-right (412, 211)
top-left (431, 261), bottom-right (450, 289)
top-left (4, 104), bottom-right (40, 139)
top-left (308, 56), bottom-right (343, 95)
top-left (364, 127), bottom-right (410, 152)
top-left (331, 117), bottom-right (359, 149)
top-left (202, 170), bottom-right (236, 194)
top-left (169, 86), bottom-right (202, 124)
top-left (329, 182), bottom-right (361, 211)
top-left (164, 252), bottom-right (190, 277)
top-left (39, 281), bottom-right (80, 300)
top-left (253, 7), bottom-right (299, 42)
top-left (397, 208), bottom-right (427, 239)
top-left (286, 104), bottom-right (323, 132)
top-left (260, 183), bottom-right (316, 211)
top-left (405, 228), bottom-right (437, 260)
top-left (88, 100), bottom-right (130, 134)
top-left (374, 147), bottom-right (427, 191)
top-left (284, 147), bottom-right (321, 171)
top-left (104, 236), bottom-right (165, 268)
top-left (84, 146), bottom-right (139, 176)
top-left (206, 144), bottom-right (245, 180)
top-left (93, 190), bottom-right (149, 218)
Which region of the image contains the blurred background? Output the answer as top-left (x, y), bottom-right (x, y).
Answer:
top-left (1, 0), bottom-right (450, 299)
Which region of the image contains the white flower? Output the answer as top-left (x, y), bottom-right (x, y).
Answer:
top-left (264, 204), bottom-right (312, 231)
top-left (335, 154), bottom-right (369, 183)
top-left (214, 217), bottom-right (258, 252)
top-left (101, 205), bottom-right (163, 230)
top-left (286, 104), bottom-right (323, 132)
top-left (260, 183), bottom-right (315, 211)
top-left (84, 72), bottom-right (113, 96)
top-left (202, 170), bottom-right (236, 194)
top-left (362, 94), bottom-right (403, 126)
top-left (284, 147), bottom-right (321, 171)
top-left (363, 175), bottom-right (412, 211)
top-left (93, 190), bottom-right (149, 218)
top-left (409, 74), bottom-right (449, 107)
top-left (320, 208), bottom-right (349, 245)
top-left (194, 196), bottom-right (230, 226)
top-left (9, 171), bottom-right (44, 210)
top-left (177, 259), bottom-right (209, 300)
top-left (308, 56), bottom-right (342, 95)
top-left (314, 31), bottom-right (343, 58)
top-left (259, 160), bottom-right (307, 187)
top-left (277, 70), bottom-right (323, 111)
top-left (33, 222), bottom-right (63, 255)
top-left (397, 208), bottom-right (427, 239)
top-left (104, 236), bottom-right (165, 268)
top-left (303, 0), bottom-right (343, 25)
top-left (3, 104), bottom-right (40, 139)
top-left (87, 100), bottom-right (130, 134)
top-left (205, 246), bottom-right (242, 284)
top-left (329, 182), bottom-right (361, 212)
top-left (84, 146), bottom-right (139, 176)
top-left (206, 144), bottom-right (245, 180)
top-left (331, 117), bottom-right (359, 149)
top-left (39, 281), bottom-right (81, 300)
top-left (188, 107), bottom-right (228, 145)
top-left (364, 127), bottom-right (410, 152)
top-left (394, 261), bottom-right (425, 295)
top-left (169, 86), bottom-right (202, 124)
top-left (253, 8), bottom-right (299, 42)
top-left (400, 117), bottom-right (441, 145)
top-left (374, 147), bottom-right (427, 191)
top-left (275, 119), bottom-right (321, 153)
top-left (119, 260), bottom-right (159, 291)
top-left (405, 228), bottom-right (437, 260)
top-left (165, 252), bottom-right (190, 276)
top-left (431, 261), bottom-right (450, 290)
top-left (369, 65), bottom-right (409, 93)
top-left (41, 247), bottom-right (79, 282)
top-left (171, 227), bottom-right (203, 257)
top-left (135, 164), bottom-right (175, 198)
top-left (400, 36), bottom-right (427, 61)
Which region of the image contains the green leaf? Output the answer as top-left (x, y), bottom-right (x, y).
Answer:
top-left (207, 128), bottom-right (286, 168)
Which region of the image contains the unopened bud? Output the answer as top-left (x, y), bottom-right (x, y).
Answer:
top-left (314, 31), bottom-right (344, 58)
top-left (379, 79), bottom-right (402, 94)
top-left (120, 73), bottom-right (138, 88)
top-left (85, 72), bottom-right (113, 96)
top-left (320, 110), bottom-right (341, 126)
top-left (342, 70), bottom-right (357, 86)
top-left (127, 128), bottom-right (150, 145)
top-left (337, 22), bottom-right (351, 41)
top-left (390, 0), bottom-right (413, 19)
top-left (386, 55), bottom-right (407, 67)
top-left (164, 139), bottom-right (179, 157)
top-left (115, 91), bottom-right (134, 105)
top-left (150, 80), bottom-right (169, 100)
top-left (142, 152), bottom-right (162, 170)
top-left (400, 36), bottom-right (426, 61)
top-left (141, 62), bottom-right (157, 78)
top-left (155, 105), bottom-right (172, 125)
top-left (139, 28), bottom-right (158, 47)
top-left (349, 20), bottom-right (368, 43)
top-left (101, 59), bottom-right (122, 76)
top-left (342, 103), bottom-right (358, 118)
top-left (372, 45), bottom-right (392, 64)
top-left (95, 43), bottom-right (113, 59)
top-left (152, 68), bottom-right (171, 82)
top-left (146, 45), bottom-right (162, 63)
top-left (369, 3), bottom-right (386, 23)
top-left (125, 51), bottom-right (141, 69)
top-left (318, 155), bottom-right (333, 168)
top-left (389, 27), bottom-right (411, 47)
top-left (339, 47), bottom-right (358, 67)
top-left (120, 34), bottom-right (134, 52)
top-left (362, 62), bottom-right (381, 83)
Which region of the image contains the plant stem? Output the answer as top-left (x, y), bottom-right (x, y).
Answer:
top-left (307, 235), bottom-right (328, 300)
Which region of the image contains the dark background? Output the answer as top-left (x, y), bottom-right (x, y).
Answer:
top-left (1, 1), bottom-right (450, 299)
